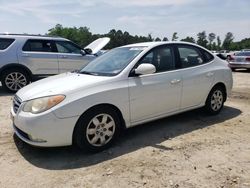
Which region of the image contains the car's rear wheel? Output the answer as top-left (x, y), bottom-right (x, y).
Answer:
top-left (231, 68), bottom-right (236, 71)
top-left (73, 106), bottom-right (121, 152)
top-left (205, 86), bottom-right (225, 115)
top-left (1, 69), bottom-right (30, 92)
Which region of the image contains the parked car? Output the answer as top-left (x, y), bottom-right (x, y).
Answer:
top-left (0, 34), bottom-right (109, 92)
top-left (11, 41), bottom-right (233, 152)
top-left (228, 51), bottom-right (250, 71)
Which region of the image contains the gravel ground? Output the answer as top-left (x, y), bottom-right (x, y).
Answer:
top-left (0, 71), bottom-right (250, 188)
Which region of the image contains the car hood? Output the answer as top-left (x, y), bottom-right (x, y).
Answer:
top-left (16, 72), bottom-right (112, 101)
top-left (85, 37), bottom-right (110, 55)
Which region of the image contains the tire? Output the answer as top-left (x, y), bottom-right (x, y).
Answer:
top-left (231, 68), bottom-right (236, 71)
top-left (1, 69), bottom-right (30, 92)
top-left (205, 86), bottom-right (225, 115)
top-left (73, 106), bottom-right (121, 152)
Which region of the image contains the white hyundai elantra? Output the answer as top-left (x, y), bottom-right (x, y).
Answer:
top-left (11, 42), bottom-right (233, 151)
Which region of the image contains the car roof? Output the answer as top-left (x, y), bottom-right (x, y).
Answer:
top-left (123, 41), bottom-right (203, 48)
top-left (0, 33), bottom-right (67, 41)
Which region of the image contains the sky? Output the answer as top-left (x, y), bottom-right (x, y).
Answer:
top-left (0, 0), bottom-right (249, 41)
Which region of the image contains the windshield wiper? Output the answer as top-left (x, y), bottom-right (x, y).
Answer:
top-left (80, 71), bottom-right (99, 76)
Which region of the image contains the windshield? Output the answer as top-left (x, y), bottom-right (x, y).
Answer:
top-left (80, 47), bottom-right (144, 76)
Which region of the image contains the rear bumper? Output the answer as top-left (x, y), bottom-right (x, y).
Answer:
top-left (228, 62), bottom-right (250, 69)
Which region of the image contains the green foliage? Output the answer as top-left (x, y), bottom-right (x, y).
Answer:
top-left (222, 32), bottom-right (234, 50)
top-left (197, 31), bottom-right (208, 48)
top-left (181, 36), bottom-right (195, 43)
top-left (47, 24), bottom-right (249, 51)
top-left (171, 32), bottom-right (178, 41)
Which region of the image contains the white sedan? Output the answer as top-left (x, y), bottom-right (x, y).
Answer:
top-left (11, 42), bottom-right (233, 152)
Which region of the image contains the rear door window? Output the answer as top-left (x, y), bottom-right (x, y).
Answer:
top-left (177, 45), bottom-right (204, 68)
top-left (0, 38), bottom-right (15, 50)
top-left (22, 39), bottom-right (55, 52)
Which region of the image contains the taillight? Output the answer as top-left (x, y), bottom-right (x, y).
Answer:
top-left (228, 55), bottom-right (235, 61)
top-left (246, 57), bottom-right (250, 62)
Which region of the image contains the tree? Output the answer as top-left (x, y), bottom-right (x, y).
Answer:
top-left (217, 36), bottom-right (221, 51)
top-left (197, 31), bottom-right (208, 48)
top-left (172, 32), bottom-right (178, 41)
top-left (208, 33), bottom-right (216, 50)
top-left (222, 32), bottom-right (234, 50)
top-left (181, 36), bottom-right (195, 43)
top-left (155, 37), bottom-right (161, 41)
top-left (162, 37), bottom-right (168, 41)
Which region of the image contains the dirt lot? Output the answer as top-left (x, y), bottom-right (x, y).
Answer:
top-left (0, 71), bottom-right (250, 188)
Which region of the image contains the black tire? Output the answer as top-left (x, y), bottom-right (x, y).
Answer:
top-left (1, 69), bottom-right (30, 92)
top-left (73, 106), bottom-right (121, 152)
top-left (231, 68), bottom-right (236, 72)
top-left (205, 86), bottom-right (225, 115)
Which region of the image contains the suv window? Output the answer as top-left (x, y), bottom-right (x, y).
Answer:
top-left (0, 38), bottom-right (15, 50)
top-left (138, 46), bottom-right (175, 73)
top-left (177, 46), bottom-right (204, 68)
top-left (55, 41), bottom-right (82, 54)
top-left (23, 40), bottom-right (54, 52)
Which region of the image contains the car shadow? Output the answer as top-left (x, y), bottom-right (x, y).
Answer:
top-left (233, 69), bottom-right (250, 73)
top-left (14, 105), bottom-right (241, 170)
top-left (0, 85), bottom-right (14, 97)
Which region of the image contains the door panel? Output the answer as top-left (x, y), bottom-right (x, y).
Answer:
top-left (18, 39), bottom-right (59, 75)
top-left (58, 53), bottom-right (94, 73)
top-left (128, 45), bottom-right (181, 123)
top-left (180, 65), bottom-right (214, 108)
top-left (55, 40), bottom-right (94, 73)
top-left (129, 72), bottom-right (182, 123)
top-left (176, 45), bottom-right (214, 109)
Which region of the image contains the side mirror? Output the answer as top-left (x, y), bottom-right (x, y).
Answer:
top-left (80, 50), bottom-right (86, 56)
top-left (134, 63), bottom-right (156, 75)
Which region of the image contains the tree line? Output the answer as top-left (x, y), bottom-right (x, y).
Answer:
top-left (48, 24), bottom-right (250, 51)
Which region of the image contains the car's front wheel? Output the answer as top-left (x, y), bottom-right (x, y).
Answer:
top-left (1, 69), bottom-right (30, 92)
top-left (205, 86), bottom-right (225, 115)
top-left (73, 106), bottom-right (121, 152)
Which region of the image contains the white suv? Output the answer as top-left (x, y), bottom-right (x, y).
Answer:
top-left (0, 34), bottom-right (109, 92)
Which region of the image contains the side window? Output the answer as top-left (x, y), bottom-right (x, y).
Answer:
top-left (55, 41), bottom-right (82, 54)
top-left (138, 46), bottom-right (175, 73)
top-left (202, 49), bottom-right (214, 62)
top-left (178, 46), bottom-right (204, 68)
top-left (0, 38), bottom-right (15, 50)
top-left (23, 40), bottom-right (53, 52)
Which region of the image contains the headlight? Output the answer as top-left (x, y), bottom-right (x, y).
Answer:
top-left (23, 95), bottom-right (65, 114)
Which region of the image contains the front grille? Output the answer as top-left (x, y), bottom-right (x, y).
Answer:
top-left (13, 95), bottom-right (22, 114)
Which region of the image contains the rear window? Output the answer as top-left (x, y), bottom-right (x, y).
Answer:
top-left (236, 52), bottom-right (250, 56)
top-left (0, 38), bottom-right (15, 50)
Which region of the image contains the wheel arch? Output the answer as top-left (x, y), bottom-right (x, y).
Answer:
top-left (209, 82), bottom-right (227, 102)
top-left (0, 63), bottom-right (32, 80)
top-left (72, 103), bottom-right (126, 143)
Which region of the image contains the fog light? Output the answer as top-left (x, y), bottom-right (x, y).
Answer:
top-left (28, 135), bottom-right (46, 142)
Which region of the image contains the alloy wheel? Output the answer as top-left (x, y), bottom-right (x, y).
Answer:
top-left (86, 113), bottom-right (116, 147)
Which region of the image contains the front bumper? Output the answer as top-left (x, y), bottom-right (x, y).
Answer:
top-left (11, 106), bottom-right (79, 147)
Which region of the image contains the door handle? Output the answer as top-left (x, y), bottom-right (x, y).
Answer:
top-left (206, 72), bottom-right (214, 77)
top-left (170, 79), bottom-right (181, 84)
top-left (59, 55), bottom-right (68, 59)
top-left (22, 54), bottom-right (30, 57)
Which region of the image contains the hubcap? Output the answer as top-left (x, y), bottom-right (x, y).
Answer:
top-left (5, 72), bottom-right (27, 91)
top-left (86, 114), bottom-right (115, 147)
top-left (211, 90), bottom-right (223, 111)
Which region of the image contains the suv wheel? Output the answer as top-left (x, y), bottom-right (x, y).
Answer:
top-left (73, 106), bottom-right (121, 152)
top-left (1, 69), bottom-right (30, 92)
